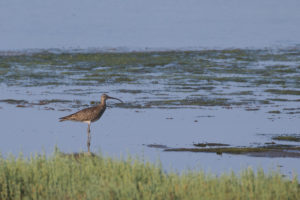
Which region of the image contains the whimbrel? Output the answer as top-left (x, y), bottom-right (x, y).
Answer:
top-left (59, 94), bottom-right (123, 153)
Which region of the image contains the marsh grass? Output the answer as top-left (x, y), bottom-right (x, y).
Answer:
top-left (272, 135), bottom-right (300, 142)
top-left (0, 151), bottom-right (299, 200)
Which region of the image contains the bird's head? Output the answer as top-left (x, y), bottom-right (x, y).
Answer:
top-left (101, 94), bottom-right (123, 104)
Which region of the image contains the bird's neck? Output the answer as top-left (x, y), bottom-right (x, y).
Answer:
top-left (99, 100), bottom-right (106, 107)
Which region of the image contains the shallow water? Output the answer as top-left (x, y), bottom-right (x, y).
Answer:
top-left (0, 48), bottom-right (300, 177)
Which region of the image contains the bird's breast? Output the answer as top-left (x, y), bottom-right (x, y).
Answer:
top-left (91, 106), bottom-right (106, 122)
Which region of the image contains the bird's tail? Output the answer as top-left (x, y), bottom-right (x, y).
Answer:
top-left (59, 117), bottom-right (68, 122)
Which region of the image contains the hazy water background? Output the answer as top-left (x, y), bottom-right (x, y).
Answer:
top-left (0, 0), bottom-right (300, 177)
top-left (1, 0), bottom-right (300, 50)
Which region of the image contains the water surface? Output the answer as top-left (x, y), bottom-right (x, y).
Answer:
top-left (0, 48), bottom-right (299, 177)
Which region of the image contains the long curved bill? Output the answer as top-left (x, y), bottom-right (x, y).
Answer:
top-left (107, 95), bottom-right (123, 103)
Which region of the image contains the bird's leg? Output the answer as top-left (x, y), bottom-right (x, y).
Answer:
top-left (87, 122), bottom-right (91, 154)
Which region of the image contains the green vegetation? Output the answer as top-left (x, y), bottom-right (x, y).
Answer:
top-left (0, 151), bottom-right (299, 200)
top-left (165, 145), bottom-right (300, 157)
top-left (0, 48), bottom-right (299, 110)
top-left (193, 143), bottom-right (230, 147)
top-left (268, 98), bottom-right (290, 102)
top-left (265, 89), bottom-right (300, 96)
top-left (0, 99), bottom-right (28, 105)
top-left (272, 135), bottom-right (300, 142)
top-left (268, 110), bottom-right (281, 114)
top-left (165, 147), bottom-right (270, 154)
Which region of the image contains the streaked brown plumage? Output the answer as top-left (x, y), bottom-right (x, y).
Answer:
top-left (59, 94), bottom-right (123, 153)
top-left (59, 104), bottom-right (106, 123)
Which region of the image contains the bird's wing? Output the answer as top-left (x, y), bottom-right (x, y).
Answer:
top-left (59, 106), bottom-right (98, 122)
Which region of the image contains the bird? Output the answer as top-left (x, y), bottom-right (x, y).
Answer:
top-left (59, 94), bottom-right (123, 153)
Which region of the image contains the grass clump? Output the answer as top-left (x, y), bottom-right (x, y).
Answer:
top-left (165, 147), bottom-right (270, 154)
top-left (265, 89), bottom-right (300, 95)
top-left (165, 145), bottom-right (300, 158)
top-left (193, 143), bottom-right (230, 147)
top-left (0, 151), bottom-right (299, 199)
top-left (272, 135), bottom-right (300, 142)
top-left (268, 110), bottom-right (281, 114)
